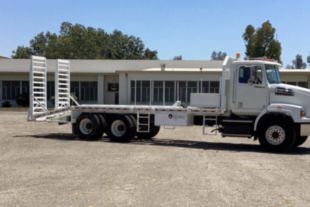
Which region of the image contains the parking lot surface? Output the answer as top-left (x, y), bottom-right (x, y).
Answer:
top-left (0, 111), bottom-right (309, 207)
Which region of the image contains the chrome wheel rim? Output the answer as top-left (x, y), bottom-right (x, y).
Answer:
top-left (79, 118), bottom-right (94, 135)
top-left (111, 120), bottom-right (126, 137)
top-left (265, 125), bottom-right (286, 145)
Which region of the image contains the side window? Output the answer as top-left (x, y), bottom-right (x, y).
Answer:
top-left (239, 66), bottom-right (263, 84)
top-left (239, 66), bottom-right (250, 83)
top-left (249, 66), bottom-right (262, 84)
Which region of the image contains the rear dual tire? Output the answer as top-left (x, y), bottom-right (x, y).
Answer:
top-left (295, 136), bottom-right (308, 147)
top-left (127, 115), bottom-right (160, 139)
top-left (137, 125), bottom-right (160, 139)
top-left (74, 114), bottom-right (106, 140)
top-left (106, 115), bottom-right (136, 142)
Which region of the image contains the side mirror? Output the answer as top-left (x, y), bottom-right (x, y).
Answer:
top-left (248, 67), bottom-right (262, 85)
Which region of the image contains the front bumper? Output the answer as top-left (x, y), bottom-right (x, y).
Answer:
top-left (300, 124), bottom-right (310, 136)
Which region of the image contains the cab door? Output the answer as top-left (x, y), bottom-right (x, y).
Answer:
top-left (234, 65), bottom-right (268, 115)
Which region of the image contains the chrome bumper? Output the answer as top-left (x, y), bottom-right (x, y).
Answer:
top-left (300, 124), bottom-right (310, 136)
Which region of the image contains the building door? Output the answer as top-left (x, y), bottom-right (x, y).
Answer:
top-left (104, 75), bottom-right (119, 104)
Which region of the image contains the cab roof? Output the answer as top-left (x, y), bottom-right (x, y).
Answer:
top-left (233, 59), bottom-right (281, 66)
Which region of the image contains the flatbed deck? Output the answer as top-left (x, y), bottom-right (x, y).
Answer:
top-left (72, 104), bottom-right (224, 115)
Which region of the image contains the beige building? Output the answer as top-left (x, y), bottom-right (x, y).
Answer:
top-left (0, 58), bottom-right (309, 107)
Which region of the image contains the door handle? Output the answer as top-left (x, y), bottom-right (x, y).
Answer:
top-left (254, 85), bottom-right (265, 88)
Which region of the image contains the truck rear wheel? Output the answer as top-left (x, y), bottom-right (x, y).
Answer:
top-left (137, 125), bottom-right (160, 139)
top-left (97, 114), bottom-right (107, 137)
top-left (258, 120), bottom-right (296, 151)
top-left (106, 115), bottom-right (136, 142)
top-left (295, 136), bottom-right (308, 147)
top-left (75, 114), bottom-right (102, 140)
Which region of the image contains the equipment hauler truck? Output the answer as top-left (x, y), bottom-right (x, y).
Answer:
top-left (28, 56), bottom-right (310, 151)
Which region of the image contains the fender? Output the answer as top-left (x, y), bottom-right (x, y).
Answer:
top-left (254, 103), bottom-right (303, 131)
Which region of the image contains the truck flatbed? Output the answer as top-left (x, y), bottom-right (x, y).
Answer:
top-left (72, 104), bottom-right (224, 115)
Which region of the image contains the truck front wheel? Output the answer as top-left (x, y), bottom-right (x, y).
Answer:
top-left (258, 121), bottom-right (296, 151)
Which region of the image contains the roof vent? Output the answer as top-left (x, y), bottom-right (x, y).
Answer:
top-left (160, 64), bottom-right (166, 71)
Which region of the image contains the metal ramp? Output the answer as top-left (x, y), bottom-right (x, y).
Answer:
top-left (137, 112), bottom-right (150, 133)
top-left (28, 56), bottom-right (48, 121)
top-left (55, 59), bottom-right (71, 109)
top-left (28, 56), bottom-right (72, 122)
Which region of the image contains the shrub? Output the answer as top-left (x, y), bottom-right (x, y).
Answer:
top-left (16, 93), bottom-right (29, 107)
top-left (2, 101), bottom-right (12, 107)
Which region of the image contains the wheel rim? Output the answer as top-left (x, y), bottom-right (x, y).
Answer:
top-left (265, 125), bottom-right (286, 145)
top-left (111, 120), bottom-right (126, 137)
top-left (79, 118), bottom-right (94, 135)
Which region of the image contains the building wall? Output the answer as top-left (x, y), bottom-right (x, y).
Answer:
top-left (121, 72), bottom-right (222, 105)
top-left (0, 73), bottom-right (105, 107)
top-left (1, 70), bottom-right (310, 107)
top-left (281, 74), bottom-right (310, 88)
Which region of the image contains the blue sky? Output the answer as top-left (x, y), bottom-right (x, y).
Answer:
top-left (0, 0), bottom-right (309, 66)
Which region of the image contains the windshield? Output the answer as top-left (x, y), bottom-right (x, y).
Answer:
top-left (265, 64), bottom-right (281, 84)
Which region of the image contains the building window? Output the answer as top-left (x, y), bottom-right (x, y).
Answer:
top-left (130, 81), bottom-right (135, 103)
top-left (153, 81), bottom-right (163, 104)
top-left (130, 79), bottom-right (220, 105)
top-left (286, 82), bottom-right (297, 86)
top-left (178, 81), bottom-right (187, 103)
top-left (297, 82), bottom-right (308, 88)
top-left (165, 81), bottom-right (175, 104)
top-left (2, 81), bottom-right (20, 100)
top-left (70, 81), bottom-right (97, 102)
top-left (142, 81), bottom-right (150, 103)
top-left (21, 81), bottom-right (29, 94)
top-left (70, 81), bottom-right (79, 99)
top-left (81, 82), bottom-right (97, 101)
top-left (47, 81), bottom-right (55, 100)
top-left (201, 81), bottom-right (210, 93)
top-left (210, 81), bottom-right (220, 93)
top-left (187, 81), bottom-right (198, 103)
top-left (131, 80), bottom-right (150, 104)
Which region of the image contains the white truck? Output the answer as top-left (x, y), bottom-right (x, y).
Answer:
top-left (28, 56), bottom-right (310, 151)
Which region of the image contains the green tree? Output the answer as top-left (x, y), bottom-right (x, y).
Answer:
top-left (173, 55), bottom-right (182, 60)
top-left (211, 51), bottom-right (227, 60)
top-left (12, 46), bottom-right (32, 58)
top-left (144, 48), bottom-right (158, 60)
top-left (243, 21), bottom-right (282, 62)
top-left (292, 54), bottom-right (307, 69)
top-left (307, 55), bottom-right (310, 67)
top-left (12, 22), bottom-right (158, 60)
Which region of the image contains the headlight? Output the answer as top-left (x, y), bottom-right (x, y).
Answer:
top-left (300, 110), bottom-right (306, 117)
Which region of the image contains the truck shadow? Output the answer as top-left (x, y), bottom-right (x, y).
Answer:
top-left (17, 133), bottom-right (310, 155)
top-left (130, 138), bottom-right (310, 155)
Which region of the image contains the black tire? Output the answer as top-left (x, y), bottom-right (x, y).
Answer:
top-left (130, 115), bottom-right (160, 139)
top-left (72, 123), bottom-right (78, 136)
top-left (137, 125), bottom-right (160, 139)
top-left (295, 136), bottom-right (308, 147)
top-left (106, 115), bottom-right (136, 142)
top-left (75, 114), bottom-right (102, 140)
top-left (258, 120), bottom-right (296, 151)
top-left (96, 114), bottom-right (107, 138)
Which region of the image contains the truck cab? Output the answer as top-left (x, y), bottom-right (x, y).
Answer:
top-left (230, 60), bottom-right (280, 115)
top-left (223, 58), bottom-right (310, 150)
